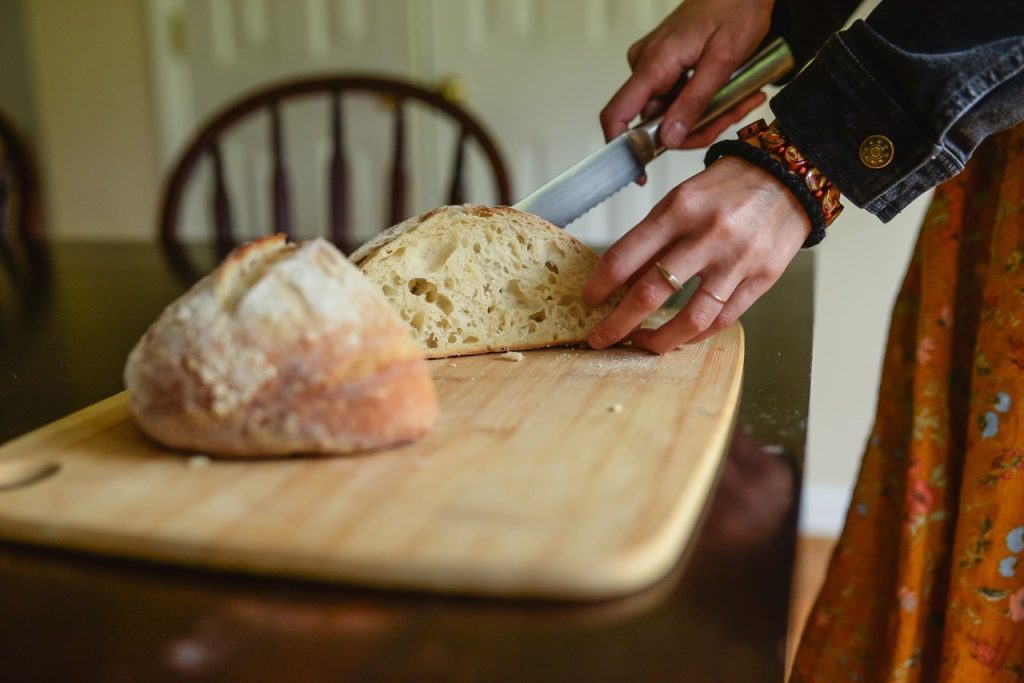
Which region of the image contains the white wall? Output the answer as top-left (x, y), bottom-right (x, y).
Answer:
top-left (802, 196), bottom-right (927, 535)
top-left (20, 0), bottom-right (162, 240)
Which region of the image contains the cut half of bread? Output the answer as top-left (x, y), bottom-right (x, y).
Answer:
top-left (350, 205), bottom-right (614, 358)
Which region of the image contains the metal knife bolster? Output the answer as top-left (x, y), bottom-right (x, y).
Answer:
top-left (623, 37), bottom-right (795, 168)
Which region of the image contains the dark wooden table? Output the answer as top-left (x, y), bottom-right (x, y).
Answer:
top-left (0, 242), bottom-right (813, 682)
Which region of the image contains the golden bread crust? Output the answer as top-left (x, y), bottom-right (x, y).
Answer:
top-left (124, 236), bottom-right (437, 457)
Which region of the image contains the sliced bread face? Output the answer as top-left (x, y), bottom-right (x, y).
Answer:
top-left (351, 205), bottom-right (613, 359)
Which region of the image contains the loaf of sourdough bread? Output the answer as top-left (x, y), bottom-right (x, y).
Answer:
top-left (350, 205), bottom-right (613, 358)
top-left (124, 235), bottom-right (437, 457)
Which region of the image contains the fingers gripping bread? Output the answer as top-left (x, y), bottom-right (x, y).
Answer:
top-left (351, 205), bottom-right (614, 358)
top-left (124, 235), bottom-right (437, 457)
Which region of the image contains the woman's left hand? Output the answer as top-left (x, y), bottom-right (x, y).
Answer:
top-left (584, 156), bottom-right (810, 353)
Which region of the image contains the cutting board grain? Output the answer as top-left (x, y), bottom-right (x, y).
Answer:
top-left (0, 324), bottom-right (743, 600)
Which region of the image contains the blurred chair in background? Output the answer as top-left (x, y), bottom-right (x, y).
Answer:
top-left (158, 74), bottom-right (512, 283)
top-left (0, 109), bottom-right (49, 322)
top-left (0, 109), bottom-right (46, 257)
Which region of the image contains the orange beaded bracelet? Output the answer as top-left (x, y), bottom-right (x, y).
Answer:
top-left (737, 119), bottom-right (844, 226)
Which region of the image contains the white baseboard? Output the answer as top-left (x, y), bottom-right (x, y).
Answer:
top-left (799, 483), bottom-right (852, 537)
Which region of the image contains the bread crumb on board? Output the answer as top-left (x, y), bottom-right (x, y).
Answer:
top-left (607, 403), bottom-right (624, 414)
top-left (187, 455), bottom-right (212, 469)
top-left (447, 362), bottom-right (457, 367)
top-left (498, 351), bottom-right (525, 362)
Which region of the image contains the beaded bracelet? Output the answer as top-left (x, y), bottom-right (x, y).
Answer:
top-left (704, 119), bottom-right (844, 248)
top-left (739, 119), bottom-right (844, 226)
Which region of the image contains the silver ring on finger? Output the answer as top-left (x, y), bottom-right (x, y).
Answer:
top-left (655, 261), bottom-right (684, 292)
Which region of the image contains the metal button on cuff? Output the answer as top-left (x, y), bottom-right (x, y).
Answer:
top-left (859, 134), bottom-right (894, 169)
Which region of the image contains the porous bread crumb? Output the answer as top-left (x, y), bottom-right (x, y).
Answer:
top-left (608, 403), bottom-right (624, 414)
top-left (499, 351), bottom-right (525, 362)
top-left (353, 206), bottom-right (617, 358)
top-left (187, 455), bottom-right (212, 468)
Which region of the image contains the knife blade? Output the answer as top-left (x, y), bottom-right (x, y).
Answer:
top-left (513, 37), bottom-right (794, 228)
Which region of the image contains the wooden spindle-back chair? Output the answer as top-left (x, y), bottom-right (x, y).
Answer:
top-left (158, 75), bottom-right (513, 262)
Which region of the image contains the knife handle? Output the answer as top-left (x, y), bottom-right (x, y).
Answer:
top-left (626, 37), bottom-right (794, 165)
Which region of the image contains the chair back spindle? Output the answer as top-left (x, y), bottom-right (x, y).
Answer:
top-left (0, 144), bottom-right (10, 241)
top-left (0, 144), bottom-right (13, 272)
top-left (209, 142), bottom-right (234, 252)
top-left (388, 100), bottom-right (407, 227)
top-left (329, 90), bottom-right (350, 248)
top-left (0, 111), bottom-right (44, 248)
top-left (269, 102), bottom-right (292, 238)
top-left (448, 127), bottom-right (468, 206)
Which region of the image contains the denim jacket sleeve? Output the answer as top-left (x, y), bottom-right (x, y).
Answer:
top-left (768, 0), bottom-right (1024, 223)
top-left (767, 0), bottom-right (861, 73)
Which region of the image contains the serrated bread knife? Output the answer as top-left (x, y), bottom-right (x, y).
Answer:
top-left (513, 37), bottom-right (794, 228)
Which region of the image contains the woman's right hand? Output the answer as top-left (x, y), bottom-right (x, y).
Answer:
top-left (600, 0), bottom-right (775, 149)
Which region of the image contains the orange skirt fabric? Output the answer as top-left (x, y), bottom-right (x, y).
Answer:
top-left (791, 123), bottom-right (1024, 681)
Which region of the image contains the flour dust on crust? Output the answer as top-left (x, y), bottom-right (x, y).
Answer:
top-left (124, 235), bottom-right (438, 457)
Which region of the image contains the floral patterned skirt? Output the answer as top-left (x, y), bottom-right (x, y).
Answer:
top-left (791, 123), bottom-right (1024, 681)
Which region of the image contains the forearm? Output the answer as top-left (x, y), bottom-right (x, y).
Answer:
top-left (770, 0), bottom-right (1024, 221)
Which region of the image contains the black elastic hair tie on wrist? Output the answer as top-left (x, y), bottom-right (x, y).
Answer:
top-left (703, 139), bottom-right (827, 248)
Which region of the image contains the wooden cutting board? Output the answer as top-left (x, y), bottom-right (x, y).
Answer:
top-left (0, 324), bottom-right (743, 600)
